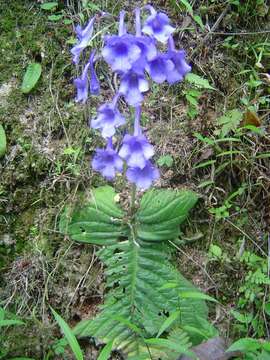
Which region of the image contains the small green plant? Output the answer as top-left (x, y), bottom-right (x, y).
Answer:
top-left (0, 307), bottom-right (31, 360)
top-left (226, 337), bottom-right (270, 359)
top-left (184, 73), bottom-right (215, 119)
top-left (208, 244), bottom-right (230, 263)
top-left (157, 154), bottom-right (173, 168)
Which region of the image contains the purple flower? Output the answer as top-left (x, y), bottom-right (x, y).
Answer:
top-left (90, 95), bottom-right (125, 138)
top-left (126, 161), bottom-right (159, 189)
top-left (142, 6), bottom-right (175, 43)
top-left (146, 54), bottom-right (174, 84)
top-left (102, 34), bottom-right (141, 74)
top-left (74, 61), bottom-right (91, 103)
top-left (89, 50), bottom-right (100, 95)
top-left (165, 37), bottom-right (191, 84)
top-left (132, 8), bottom-right (157, 74)
top-left (132, 36), bottom-right (157, 74)
top-left (119, 106), bottom-right (154, 168)
top-left (71, 17), bottom-right (95, 64)
top-left (119, 71), bottom-right (149, 106)
top-left (92, 138), bottom-right (123, 180)
top-left (119, 133), bottom-right (154, 168)
top-left (102, 11), bottom-right (141, 74)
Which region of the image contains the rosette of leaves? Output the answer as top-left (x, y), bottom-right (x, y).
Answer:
top-left (60, 186), bottom-right (212, 359)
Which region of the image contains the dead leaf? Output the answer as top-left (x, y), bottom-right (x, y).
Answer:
top-left (241, 110), bottom-right (261, 127)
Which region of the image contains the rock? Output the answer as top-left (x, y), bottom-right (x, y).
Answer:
top-left (178, 337), bottom-right (240, 360)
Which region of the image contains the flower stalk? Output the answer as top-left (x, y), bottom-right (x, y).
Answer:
top-left (71, 5), bottom-right (191, 190)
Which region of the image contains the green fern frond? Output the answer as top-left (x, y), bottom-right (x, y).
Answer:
top-left (63, 186), bottom-right (210, 359)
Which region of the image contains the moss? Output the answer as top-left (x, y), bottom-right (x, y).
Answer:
top-left (0, 0), bottom-right (96, 273)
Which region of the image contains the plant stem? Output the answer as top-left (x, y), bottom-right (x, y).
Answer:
top-left (130, 184), bottom-right (137, 217)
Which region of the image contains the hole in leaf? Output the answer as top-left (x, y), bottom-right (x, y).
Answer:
top-left (113, 281), bottom-right (120, 288)
top-left (163, 310), bottom-right (170, 317)
top-left (113, 248), bottom-right (122, 254)
top-left (80, 226), bottom-right (86, 234)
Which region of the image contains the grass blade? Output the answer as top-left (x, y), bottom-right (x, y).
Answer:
top-left (50, 307), bottom-right (84, 360)
top-left (97, 339), bottom-right (114, 360)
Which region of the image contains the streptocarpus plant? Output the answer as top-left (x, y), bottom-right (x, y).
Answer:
top-left (61, 5), bottom-right (217, 359)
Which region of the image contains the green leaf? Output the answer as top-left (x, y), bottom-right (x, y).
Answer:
top-left (0, 307), bottom-right (4, 321)
top-left (231, 310), bottom-right (252, 324)
top-left (40, 2), bottom-right (58, 10)
top-left (186, 94), bottom-right (198, 106)
top-left (193, 15), bottom-right (204, 30)
top-left (10, 358), bottom-right (35, 360)
top-left (157, 311), bottom-right (180, 337)
top-left (64, 19), bottom-right (73, 25)
top-left (51, 307), bottom-right (84, 360)
top-left (97, 339), bottom-right (114, 360)
top-left (0, 319), bottom-right (25, 327)
top-left (110, 316), bottom-right (142, 335)
top-left (179, 0), bottom-right (193, 14)
top-left (0, 124), bottom-right (6, 157)
top-left (67, 188), bottom-right (208, 357)
top-left (209, 244), bottom-right (222, 258)
top-left (157, 155), bottom-right (173, 167)
top-left (226, 338), bottom-right (261, 353)
top-left (179, 291), bottom-right (218, 303)
top-left (193, 160), bottom-right (216, 169)
top-left (60, 186), bottom-right (126, 245)
top-left (21, 63), bottom-right (42, 94)
top-left (1, 318), bottom-right (24, 327)
top-left (264, 303), bottom-right (270, 316)
top-left (186, 73), bottom-right (215, 90)
top-left (144, 338), bottom-right (197, 359)
top-left (48, 14), bottom-right (63, 21)
top-left (216, 109), bottom-right (242, 137)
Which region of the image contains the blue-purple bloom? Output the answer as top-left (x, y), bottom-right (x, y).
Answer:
top-left (119, 106), bottom-right (154, 168)
top-left (131, 8), bottom-right (157, 74)
top-left (119, 71), bottom-right (149, 106)
top-left (91, 95), bottom-right (125, 138)
top-left (102, 34), bottom-right (141, 74)
top-left (92, 138), bottom-right (123, 180)
top-left (142, 6), bottom-right (175, 43)
top-left (71, 17), bottom-right (95, 64)
top-left (74, 61), bottom-right (91, 103)
top-left (102, 11), bottom-right (141, 74)
top-left (119, 134), bottom-right (154, 168)
top-left (146, 54), bottom-right (174, 83)
top-left (165, 37), bottom-right (192, 84)
top-left (126, 160), bottom-right (159, 189)
top-left (89, 50), bottom-right (100, 95)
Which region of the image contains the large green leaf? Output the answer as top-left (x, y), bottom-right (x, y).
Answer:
top-left (61, 186), bottom-right (127, 245)
top-left (63, 187), bottom-right (209, 359)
